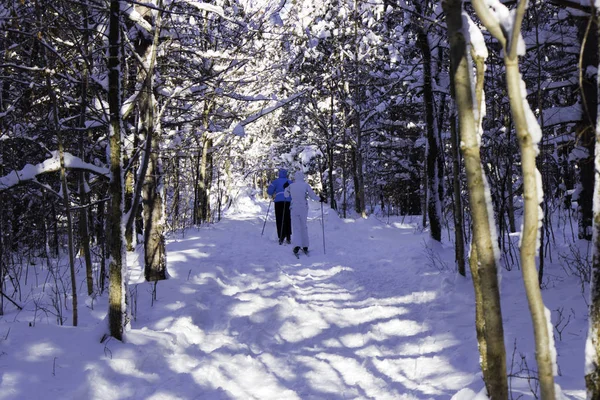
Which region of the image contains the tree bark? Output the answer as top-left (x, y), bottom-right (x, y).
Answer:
top-left (57, 136), bottom-right (78, 327)
top-left (78, 2), bottom-right (94, 295)
top-left (471, 0), bottom-right (557, 396)
top-left (469, 242), bottom-right (488, 378)
top-left (577, 14), bottom-right (599, 240)
top-left (142, 121), bottom-right (167, 281)
top-left (47, 75), bottom-right (78, 327)
top-left (171, 155), bottom-right (181, 230)
top-left (506, 7), bottom-right (556, 400)
top-left (450, 115), bottom-right (466, 276)
top-left (141, 60), bottom-right (166, 282)
top-left (199, 133), bottom-right (213, 223)
top-left (328, 90), bottom-right (338, 210)
top-left (0, 143), bottom-right (4, 314)
top-left (193, 141), bottom-right (202, 225)
top-left (444, 1), bottom-right (508, 396)
top-left (107, 0), bottom-right (126, 340)
top-left (417, 7), bottom-right (442, 242)
top-left (584, 7), bottom-right (600, 399)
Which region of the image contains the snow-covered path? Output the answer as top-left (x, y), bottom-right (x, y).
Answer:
top-left (122, 201), bottom-right (481, 399)
top-left (1, 197), bottom-right (587, 399)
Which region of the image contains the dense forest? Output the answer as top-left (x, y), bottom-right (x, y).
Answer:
top-left (1, 0), bottom-right (599, 398)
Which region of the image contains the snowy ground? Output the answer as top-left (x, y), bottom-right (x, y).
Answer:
top-left (0, 192), bottom-right (588, 399)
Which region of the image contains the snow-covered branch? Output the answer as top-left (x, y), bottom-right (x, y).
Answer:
top-left (0, 151), bottom-right (109, 192)
top-left (231, 92), bottom-right (306, 136)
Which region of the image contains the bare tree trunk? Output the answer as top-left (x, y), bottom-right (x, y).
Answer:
top-left (508, 57), bottom-right (557, 398)
top-left (47, 74), bottom-right (78, 327)
top-left (472, 0), bottom-right (556, 397)
top-left (342, 120), bottom-right (348, 218)
top-left (577, 13), bottom-right (599, 240)
top-left (469, 242), bottom-right (488, 377)
top-left (78, 2), bottom-right (93, 295)
top-left (79, 170), bottom-right (93, 296)
top-left (171, 155), bottom-right (181, 230)
top-left (107, 0), bottom-right (126, 340)
top-left (193, 141), bottom-right (202, 225)
top-left (124, 157), bottom-right (135, 251)
top-left (199, 134), bottom-right (212, 223)
top-left (57, 136), bottom-right (78, 326)
top-left (351, 0), bottom-right (366, 218)
top-left (505, 122), bottom-right (517, 233)
top-left (584, 7), bottom-right (600, 399)
top-left (417, 12), bottom-right (442, 242)
top-left (587, 121), bottom-right (600, 395)
top-left (143, 124), bottom-right (167, 281)
top-left (141, 60), bottom-right (166, 282)
top-left (124, 1), bottom-right (167, 282)
top-left (444, 1), bottom-right (508, 396)
top-left (97, 200), bottom-right (107, 294)
top-left (351, 146), bottom-right (363, 215)
top-left (450, 115), bottom-right (466, 276)
top-left (0, 146), bottom-right (4, 315)
top-left (352, 117), bottom-right (366, 217)
top-left (327, 142), bottom-right (337, 210)
top-left (224, 157), bottom-right (232, 218)
top-left (507, 12), bottom-right (556, 400)
top-left (328, 89), bottom-right (338, 210)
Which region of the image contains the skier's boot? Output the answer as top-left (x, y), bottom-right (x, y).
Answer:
top-left (302, 247), bottom-right (309, 254)
top-left (293, 246), bottom-right (300, 255)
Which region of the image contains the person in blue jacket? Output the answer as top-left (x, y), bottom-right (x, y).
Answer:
top-left (267, 168), bottom-right (293, 245)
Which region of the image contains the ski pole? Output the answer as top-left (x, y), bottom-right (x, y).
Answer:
top-left (321, 201), bottom-right (326, 254)
top-left (261, 199), bottom-right (272, 236)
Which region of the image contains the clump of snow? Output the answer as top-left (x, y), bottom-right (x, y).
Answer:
top-left (227, 186), bottom-right (263, 217)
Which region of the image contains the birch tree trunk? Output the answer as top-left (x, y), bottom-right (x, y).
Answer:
top-left (107, 0), bottom-right (126, 340)
top-left (128, 2), bottom-right (167, 282)
top-left (141, 58), bottom-right (166, 281)
top-left (199, 133), bottom-right (212, 223)
top-left (142, 115), bottom-right (167, 281)
top-left (471, 0), bottom-right (556, 397)
top-left (443, 1), bottom-right (508, 396)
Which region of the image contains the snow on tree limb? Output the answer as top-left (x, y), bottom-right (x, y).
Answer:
top-left (230, 92), bottom-right (305, 136)
top-left (0, 151), bottom-right (109, 191)
top-left (121, 2), bottom-right (153, 33)
top-left (180, 1), bottom-right (226, 19)
top-left (463, 12), bottom-right (488, 59)
top-left (542, 103), bottom-right (582, 127)
top-left (470, 0), bottom-right (507, 46)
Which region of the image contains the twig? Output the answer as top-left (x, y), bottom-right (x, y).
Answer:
top-left (0, 289), bottom-right (23, 310)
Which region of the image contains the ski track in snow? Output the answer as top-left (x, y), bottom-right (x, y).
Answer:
top-left (129, 205), bottom-right (480, 399)
top-left (0, 200), bottom-right (587, 399)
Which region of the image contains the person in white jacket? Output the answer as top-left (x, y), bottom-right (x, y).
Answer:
top-left (284, 171), bottom-right (325, 255)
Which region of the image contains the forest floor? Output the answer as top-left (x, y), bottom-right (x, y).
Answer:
top-left (0, 190), bottom-right (588, 399)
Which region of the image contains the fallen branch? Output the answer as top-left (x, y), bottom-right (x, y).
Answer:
top-left (0, 289), bottom-right (23, 310)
